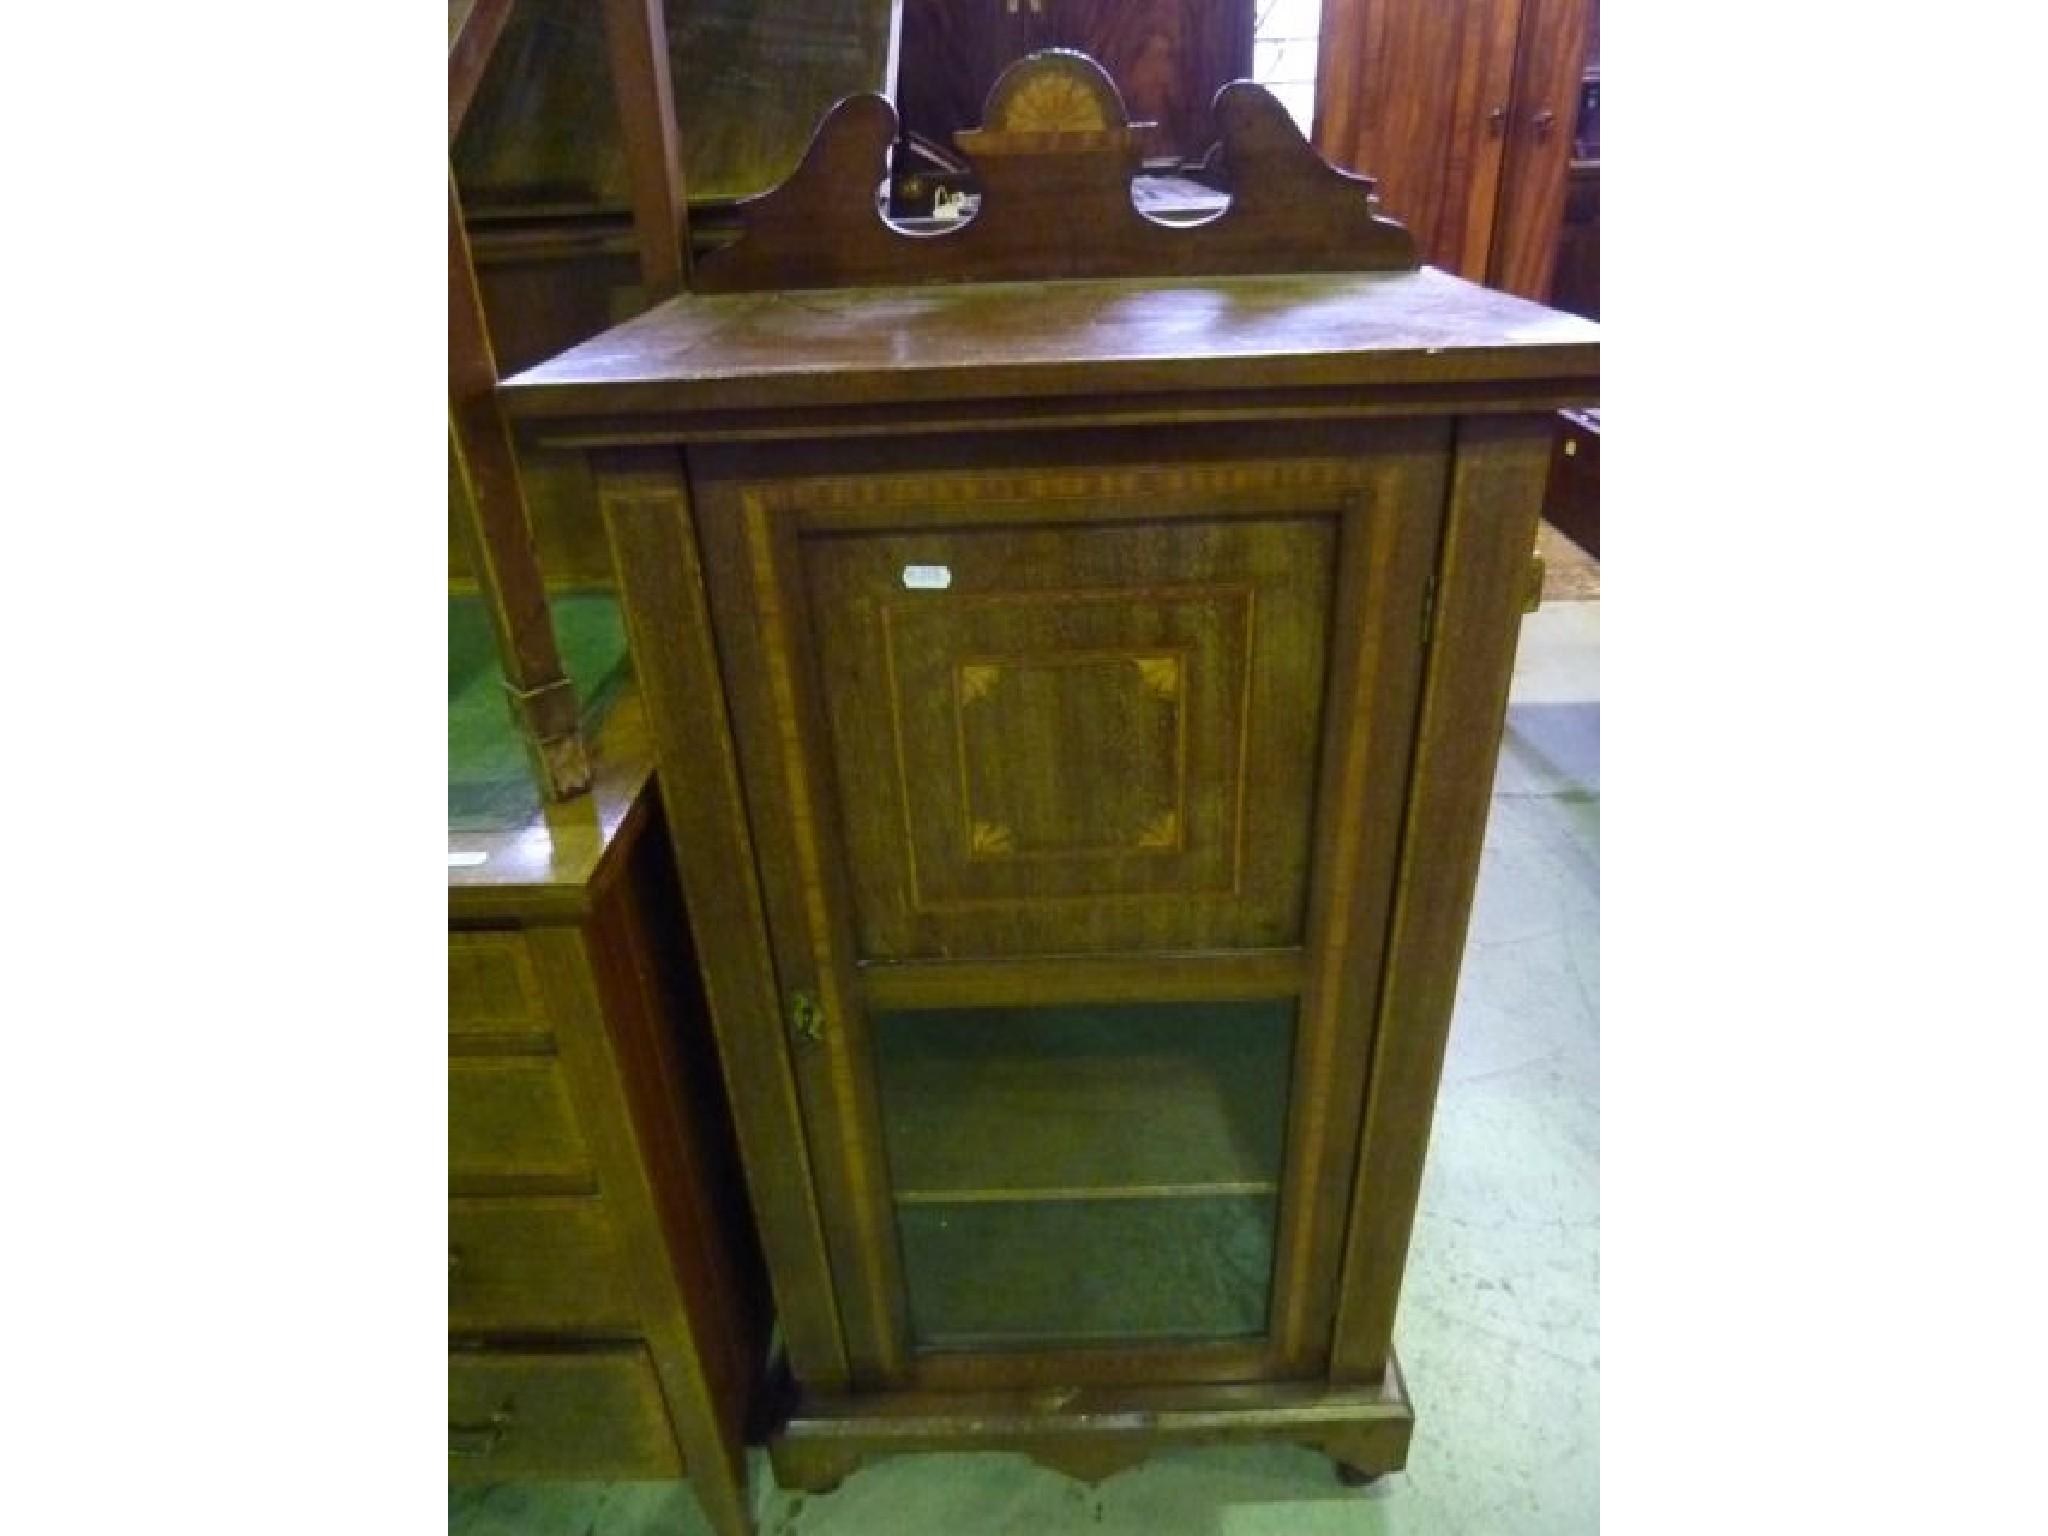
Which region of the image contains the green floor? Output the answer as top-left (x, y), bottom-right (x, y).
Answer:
top-left (450, 601), bottom-right (1601, 1535)
top-left (448, 593), bottom-right (631, 830)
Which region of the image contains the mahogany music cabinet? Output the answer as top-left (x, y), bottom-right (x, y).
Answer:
top-left (499, 51), bottom-right (1598, 1492)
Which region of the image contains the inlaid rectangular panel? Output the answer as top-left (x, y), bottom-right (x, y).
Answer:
top-left (804, 514), bottom-right (1337, 957)
top-left (951, 642), bottom-right (1196, 866)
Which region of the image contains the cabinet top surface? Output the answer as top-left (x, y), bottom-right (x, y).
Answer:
top-left (447, 691), bottom-right (654, 919)
top-left (498, 266), bottom-right (1599, 422)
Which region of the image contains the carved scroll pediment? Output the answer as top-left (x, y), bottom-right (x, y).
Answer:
top-left (692, 49), bottom-right (1417, 293)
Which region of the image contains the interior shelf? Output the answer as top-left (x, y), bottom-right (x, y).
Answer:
top-left (873, 1000), bottom-right (1295, 1204)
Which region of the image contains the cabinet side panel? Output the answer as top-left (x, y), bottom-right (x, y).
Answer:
top-left (1330, 415), bottom-right (1551, 1379)
top-left (613, 797), bottom-right (773, 1383)
top-left (597, 446), bottom-right (852, 1389)
top-left (527, 922), bottom-right (746, 1535)
top-left (580, 814), bottom-right (773, 1522)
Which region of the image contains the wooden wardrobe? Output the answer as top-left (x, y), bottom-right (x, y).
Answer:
top-left (1314, 0), bottom-right (1595, 300)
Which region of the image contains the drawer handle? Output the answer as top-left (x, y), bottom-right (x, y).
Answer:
top-left (450, 1402), bottom-right (514, 1458)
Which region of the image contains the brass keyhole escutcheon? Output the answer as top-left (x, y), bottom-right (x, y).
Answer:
top-left (790, 990), bottom-right (826, 1047)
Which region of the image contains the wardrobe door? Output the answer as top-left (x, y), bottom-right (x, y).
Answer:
top-left (1312, 0), bottom-right (1523, 278)
top-left (1488, 0), bottom-right (1593, 299)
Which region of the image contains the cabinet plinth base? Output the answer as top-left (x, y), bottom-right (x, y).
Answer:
top-left (768, 1356), bottom-right (1413, 1493)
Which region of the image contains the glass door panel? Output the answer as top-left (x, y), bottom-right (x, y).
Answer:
top-left (872, 999), bottom-right (1295, 1349)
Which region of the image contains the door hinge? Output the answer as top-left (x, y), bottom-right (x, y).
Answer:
top-left (1421, 574), bottom-right (1438, 643)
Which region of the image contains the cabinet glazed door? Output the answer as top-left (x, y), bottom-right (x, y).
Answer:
top-left (694, 423), bottom-right (1446, 1389)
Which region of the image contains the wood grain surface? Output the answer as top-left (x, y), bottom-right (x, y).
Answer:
top-left (502, 266), bottom-right (1597, 425)
top-left (692, 53), bottom-right (1412, 292)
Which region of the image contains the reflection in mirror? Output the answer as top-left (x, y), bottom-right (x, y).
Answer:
top-left (876, 171), bottom-right (976, 237)
top-left (879, 171), bottom-right (1234, 233)
top-left (1131, 172), bottom-right (1231, 227)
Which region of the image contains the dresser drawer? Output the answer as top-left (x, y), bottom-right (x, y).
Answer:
top-left (448, 1347), bottom-right (681, 1480)
top-left (449, 1196), bottom-right (638, 1332)
top-left (449, 932), bottom-right (551, 1044)
top-left (449, 1059), bottom-right (593, 1190)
